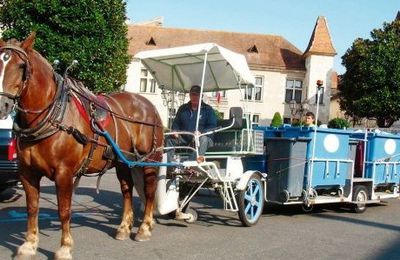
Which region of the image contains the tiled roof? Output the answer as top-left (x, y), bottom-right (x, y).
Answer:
top-left (127, 25), bottom-right (306, 71)
top-left (304, 16), bottom-right (336, 57)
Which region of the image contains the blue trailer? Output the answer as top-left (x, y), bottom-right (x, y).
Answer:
top-left (351, 130), bottom-right (400, 201)
top-left (258, 125), bottom-right (399, 212)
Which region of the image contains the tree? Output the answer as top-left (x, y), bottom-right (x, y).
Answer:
top-left (270, 112), bottom-right (283, 127)
top-left (339, 18), bottom-right (400, 127)
top-left (328, 117), bottom-right (350, 129)
top-left (0, 0), bottom-right (130, 92)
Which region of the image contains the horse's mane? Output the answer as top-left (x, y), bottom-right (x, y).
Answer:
top-left (6, 38), bottom-right (20, 45)
top-left (31, 49), bottom-right (53, 72)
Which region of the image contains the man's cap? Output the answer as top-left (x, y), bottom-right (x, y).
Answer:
top-left (190, 85), bottom-right (201, 94)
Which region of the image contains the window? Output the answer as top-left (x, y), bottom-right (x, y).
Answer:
top-left (244, 76), bottom-right (263, 101)
top-left (140, 69), bottom-right (156, 93)
top-left (315, 87), bottom-right (324, 104)
top-left (244, 87), bottom-right (253, 100)
top-left (243, 113), bottom-right (260, 125)
top-left (252, 114), bottom-right (260, 123)
top-left (285, 79), bottom-right (302, 103)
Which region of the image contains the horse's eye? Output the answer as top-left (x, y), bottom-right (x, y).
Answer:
top-left (1, 52), bottom-right (11, 62)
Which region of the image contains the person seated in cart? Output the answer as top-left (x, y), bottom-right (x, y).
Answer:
top-left (166, 85), bottom-right (217, 161)
top-left (304, 111), bottom-right (315, 126)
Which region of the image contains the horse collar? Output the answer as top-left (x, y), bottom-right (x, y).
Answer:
top-left (13, 73), bottom-right (69, 142)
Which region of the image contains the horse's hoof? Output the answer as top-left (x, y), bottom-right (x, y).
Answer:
top-left (115, 230), bottom-right (130, 241)
top-left (16, 242), bottom-right (37, 260)
top-left (134, 230), bottom-right (151, 242)
top-left (54, 246), bottom-right (72, 260)
top-left (15, 253), bottom-right (36, 260)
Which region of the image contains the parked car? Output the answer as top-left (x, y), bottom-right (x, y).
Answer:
top-left (0, 115), bottom-right (18, 193)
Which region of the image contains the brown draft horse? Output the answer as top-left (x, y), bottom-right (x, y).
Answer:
top-left (0, 33), bottom-right (164, 259)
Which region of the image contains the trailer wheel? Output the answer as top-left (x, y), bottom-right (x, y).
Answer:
top-left (352, 185), bottom-right (368, 213)
top-left (184, 207), bottom-right (198, 223)
top-left (301, 203), bottom-right (314, 213)
top-left (238, 173), bottom-right (264, 226)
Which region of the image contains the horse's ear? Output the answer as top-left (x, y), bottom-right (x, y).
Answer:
top-left (21, 32), bottom-right (37, 51)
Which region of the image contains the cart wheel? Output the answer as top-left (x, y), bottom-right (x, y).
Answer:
top-left (301, 203), bottom-right (314, 213)
top-left (238, 173), bottom-right (264, 226)
top-left (184, 207), bottom-right (198, 223)
top-left (352, 185), bottom-right (368, 213)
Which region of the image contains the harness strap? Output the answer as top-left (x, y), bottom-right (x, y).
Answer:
top-left (13, 73), bottom-right (68, 142)
top-left (73, 132), bottom-right (113, 192)
top-left (75, 133), bottom-right (99, 177)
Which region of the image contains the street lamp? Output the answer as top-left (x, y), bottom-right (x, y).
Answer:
top-left (299, 100), bottom-right (310, 123)
top-left (177, 91), bottom-right (186, 104)
top-left (160, 85), bottom-right (186, 128)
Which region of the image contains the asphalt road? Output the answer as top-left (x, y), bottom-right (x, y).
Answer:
top-left (1, 171), bottom-right (399, 260)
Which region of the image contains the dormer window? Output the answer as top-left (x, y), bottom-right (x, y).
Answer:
top-left (146, 37), bottom-right (156, 46)
top-left (247, 45), bottom-right (258, 53)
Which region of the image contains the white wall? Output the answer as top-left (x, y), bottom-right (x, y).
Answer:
top-left (125, 60), bottom-right (171, 127)
top-left (304, 54), bottom-right (335, 123)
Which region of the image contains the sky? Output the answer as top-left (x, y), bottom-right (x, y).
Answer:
top-left (125, 0), bottom-right (400, 75)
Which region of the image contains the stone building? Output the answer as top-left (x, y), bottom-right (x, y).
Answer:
top-left (124, 16), bottom-right (336, 127)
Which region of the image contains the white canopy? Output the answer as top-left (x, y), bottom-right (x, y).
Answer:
top-left (134, 43), bottom-right (255, 93)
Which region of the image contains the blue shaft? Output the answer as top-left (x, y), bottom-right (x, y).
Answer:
top-left (100, 130), bottom-right (180, 168)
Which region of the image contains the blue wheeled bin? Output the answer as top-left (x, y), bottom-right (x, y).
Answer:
top-left (266, 126), bottom-right (354, 202)
top-left (352, 130), bottom-right (400, 186)
top-left (265, 135), bottom-right (310, 202)
top-left (304, 127), bottom-right (354, 189)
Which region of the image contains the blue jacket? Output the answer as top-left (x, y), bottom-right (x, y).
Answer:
top-left (172, 102), bottom-right (217, 141)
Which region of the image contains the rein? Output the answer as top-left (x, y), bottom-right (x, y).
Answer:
top-left (70, 88), bottom-right (163, 128)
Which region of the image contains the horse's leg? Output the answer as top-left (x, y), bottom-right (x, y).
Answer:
top-left (54, 171), bottom-right (74, 260)
top-left (16, 172), bottom-right (41, 259)
top-left (115, 165), bottom-right (134, 240)
top-left (135, 167), bottom-right (157, 242)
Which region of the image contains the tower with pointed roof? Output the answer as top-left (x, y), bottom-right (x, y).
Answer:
top-left (303, 16), bottom-right (337, 123)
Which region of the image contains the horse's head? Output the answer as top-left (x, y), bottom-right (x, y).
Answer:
top-left (0, 32), bottom-right (36, 119)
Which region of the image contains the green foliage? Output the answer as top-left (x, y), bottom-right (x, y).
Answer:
top-left (214, 109), bottom-right (224, 122)
top-left (340, 19), bottom-right (400, 127)
top-left (270, 112), bottom-right (283, 127)
top-left (291, 119), bottom-right (303, 126)
top-left (0, 0), bottom-right (130, 92)
top-left (328, 117), bottom-right (350, 129)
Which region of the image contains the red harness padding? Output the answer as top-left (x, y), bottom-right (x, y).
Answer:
top-left (71, 94), bottom-right (111, 129)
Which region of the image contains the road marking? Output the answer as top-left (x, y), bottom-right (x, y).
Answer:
top-left (0, 210), bottom-right (106, 223)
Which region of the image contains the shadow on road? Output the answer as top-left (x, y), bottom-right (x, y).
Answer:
top-left (0, 184), bottom-right (143, 259)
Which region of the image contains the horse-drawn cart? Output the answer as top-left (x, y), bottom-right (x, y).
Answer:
top-left (135, 43), bottom-right (266, 226)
